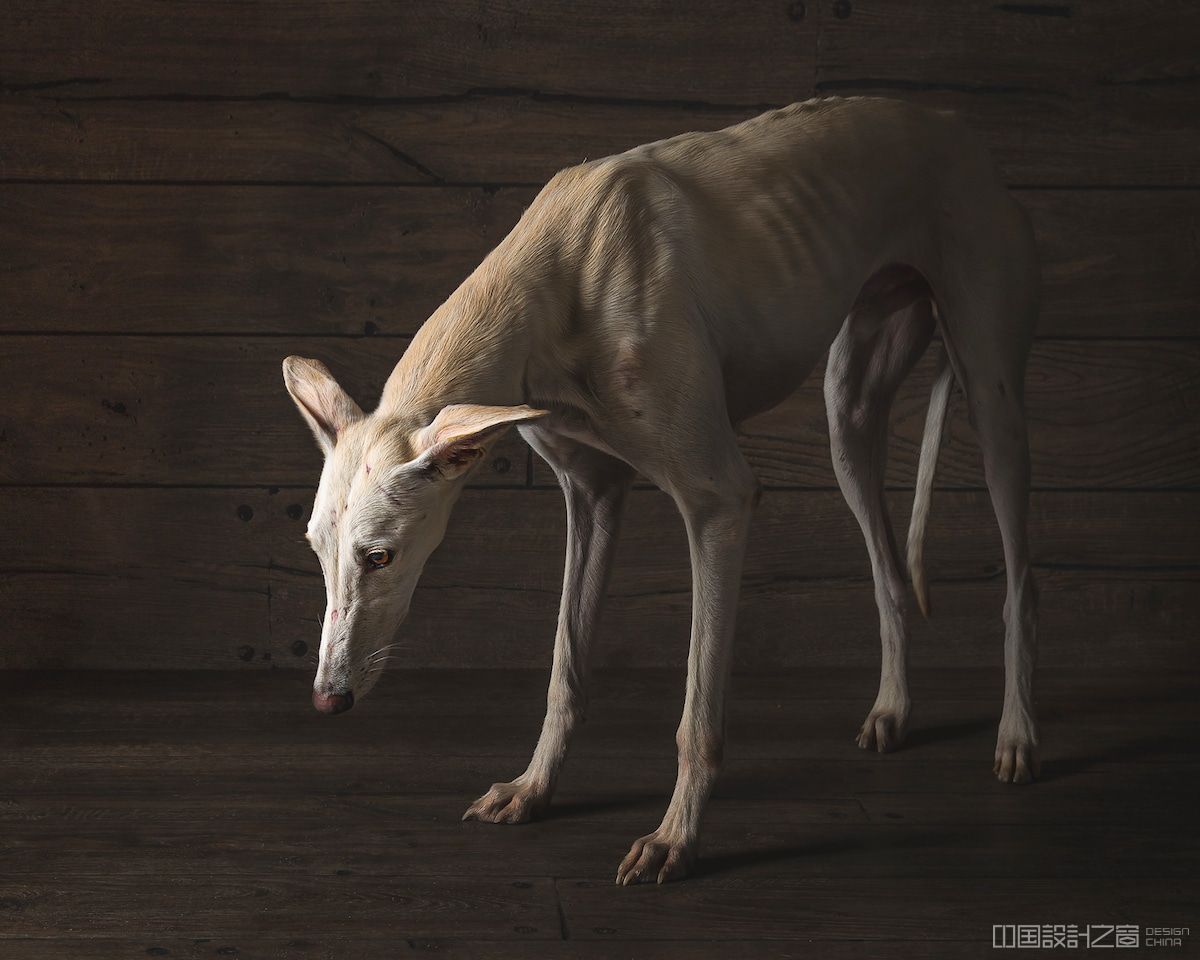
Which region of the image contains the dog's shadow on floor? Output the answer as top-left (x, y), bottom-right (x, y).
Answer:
top-left (700, 723), bottom-right (1195, 878)
top-left (901, 716), bottom-right (994, 749)
top-left (699, 836), bottom-right (857, 877)
top-left (698, 826), bottom-right (980, 880)
top-left (1039, 734), bottom-right (1192, 782)
top-left (541, 794), bottom-right (663, 821)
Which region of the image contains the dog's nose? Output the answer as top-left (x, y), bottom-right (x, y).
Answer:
top-left (312, 688), bottom-right (354, 715)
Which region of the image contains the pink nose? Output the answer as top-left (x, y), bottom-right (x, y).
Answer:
top-left (312, 688), bottom-right (354, 715)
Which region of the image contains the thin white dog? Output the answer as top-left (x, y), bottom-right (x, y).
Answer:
top-left (283, 96), bottom-right (1041, 884)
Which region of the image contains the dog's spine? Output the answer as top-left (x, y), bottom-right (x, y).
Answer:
top-left (906, 348), bottom-right (954, 618)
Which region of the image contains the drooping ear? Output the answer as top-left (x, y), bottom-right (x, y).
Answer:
top-left (282, 356), bottom-right (364, 455)
top-left (411, 404), bottom-right (548, 480)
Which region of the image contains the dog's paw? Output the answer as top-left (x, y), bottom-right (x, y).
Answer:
top-left (462, 779), bottom-right (548, 824)
top-left (994, 740), bottom-right (1040, 784)
top-left (856, 707), bottom-right (909, 753)
top-left (615, 829), bottom-right (695, 885)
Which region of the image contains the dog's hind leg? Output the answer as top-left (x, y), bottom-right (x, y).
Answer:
top-left (825, 273), bottom-right (935, 752)
top-left (463, 434), bottom-right (635, 823)
top-left (933, 198), bottom-right (1041, 783)
top-left (975, 374), bottom-right (1039, 783)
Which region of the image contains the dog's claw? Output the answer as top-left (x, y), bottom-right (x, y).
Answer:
top-left (856, 709), bottom-right (908, 753)
top-left (615, 830), bottom-right (694, 885)
top-left (994, 741), bottom-right (1040, 784)
top-left (462, 779), bottom-right (547, 824)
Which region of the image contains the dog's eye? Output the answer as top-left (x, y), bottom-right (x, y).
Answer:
top-left (365, 549), bottom-right (393, 569)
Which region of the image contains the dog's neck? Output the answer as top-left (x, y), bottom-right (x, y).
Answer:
top-left (378, 252), bottom-right (544, 432)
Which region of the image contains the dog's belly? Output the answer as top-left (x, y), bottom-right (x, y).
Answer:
top-left (688, 227), bottom-right (885, 424)
top-left (715, 294), bottom-right (844, 424)
top-left (715, 263), bottom-right (934, 424)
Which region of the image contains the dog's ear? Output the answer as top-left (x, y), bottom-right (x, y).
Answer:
top-left (411, 404), bottom-right (548, 480)
top-left (282, 356), bottom-right (364, 455)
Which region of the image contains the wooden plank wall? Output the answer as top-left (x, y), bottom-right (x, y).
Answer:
top-left (1, 1), bottom-right (1197, 670)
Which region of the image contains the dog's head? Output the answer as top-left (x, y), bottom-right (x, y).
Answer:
top-left (282, 356), bottom-right (545, 714)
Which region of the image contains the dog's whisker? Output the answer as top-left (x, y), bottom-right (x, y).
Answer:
top-left (366, 650), bottom-right (400, 669)
top-left (367, 646), bottom-right (401, 659)
top-left (365, 643), bottom-right (403, 662)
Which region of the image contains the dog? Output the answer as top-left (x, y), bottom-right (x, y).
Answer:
top-left (282, 96), bottom-right (1040, 885)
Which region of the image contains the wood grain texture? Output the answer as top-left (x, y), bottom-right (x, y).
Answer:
top-left (817, 0), bottom-right (1199, 90)
top-left (1, 186), bottom-right (1196, 336)
top-left (0, 874), bottom-right (560, 939)
top-left (0, 942), bottom-right (973, 960)
top-left (557, 877), bottom-right (1193, 941)
top-left (1022, 190), bottom-right (1200, 338)
top-left (3, 3), bottom-right (1198, 186)
top-left (0, 746), bottom-right (1182, 806)
top-left (3, 487), bottom-right (1195, 669)
top-left (0, 185), bottom-right (534, 336)
top-left (2, 799), bottom-right (1190, 880)
top-left (7, 1), bottom-right (1191, 102)
top-left (0, 0), bottom-right (818, 101)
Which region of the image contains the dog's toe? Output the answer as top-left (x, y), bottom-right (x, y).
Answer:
top-left (615, 830), bottom-right (695, 885)
top-left (994, 742), bottom-right (1040, 784)
top-left (856, 710), bottom-right (907, 753)
top-left (462, 780), bottom-right (547, 824)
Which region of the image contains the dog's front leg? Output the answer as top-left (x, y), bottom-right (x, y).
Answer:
top-left (616, 458), bottom-right (757, 883)
top-left (463, 439), bottom-right (633, 824)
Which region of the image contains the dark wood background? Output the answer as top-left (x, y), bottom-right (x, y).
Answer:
top-left (1, 1), bottom-right (1197, 673)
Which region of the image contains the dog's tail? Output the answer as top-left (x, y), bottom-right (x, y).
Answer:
top-left (907, 347), bottom-right (954, 618)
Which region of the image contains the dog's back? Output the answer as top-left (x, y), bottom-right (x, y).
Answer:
top-left (500, 97), bottom-right (1009, 425)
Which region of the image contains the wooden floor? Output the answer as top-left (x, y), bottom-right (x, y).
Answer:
top-left (1, 667), bottom-right (1196, 958)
